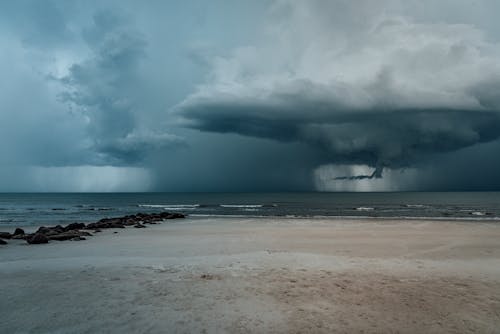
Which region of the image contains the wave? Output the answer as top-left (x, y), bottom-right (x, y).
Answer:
top-left (220, 204), bottom-right (263, 208)
top-left (139, 204), bottom-right (200, 208)
top-left (405, 204), bottom-right (427, 208)
top-left (138, 204), bottom-right (201, 210)
top-left (471, 211), bottom-right (486, 216)
top-left (139, 203), bottom-right (273, 210)
top-left (189, 213), bottom-right (500, 221)
top-left (355, 207), bottom-right (374, 211)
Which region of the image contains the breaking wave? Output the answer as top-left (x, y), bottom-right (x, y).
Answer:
top-left (138, 204), bottom-right (201, 210)
top-left (220, 204), bottom-right (263, 208)
top-left (355, 207), bottom-right (375, 211)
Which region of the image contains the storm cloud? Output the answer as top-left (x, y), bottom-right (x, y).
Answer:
top-left (2, 0), bottom-right (500, 191)
top-left (177, 0), bottom-right (500, 181)
top-left (58, 10), bottom-right (184, 165)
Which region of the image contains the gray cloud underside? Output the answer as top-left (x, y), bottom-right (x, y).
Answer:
top-left (178, 92), bottom-right (500, 171)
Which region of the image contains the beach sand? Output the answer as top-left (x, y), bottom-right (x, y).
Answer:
top-left (2, 217), bottom-right (500, 333)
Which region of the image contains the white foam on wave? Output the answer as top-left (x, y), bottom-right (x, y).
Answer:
top-left (138, 204), bottom-right (200, 210)
top-left (471, 211), bottom-right (486, 216)
top-left (220, 204), bottom-right (263, 208)
top-left (355, 207), bottom-right (374, 211)
top-left (405, 204), bottom-right (426, 208)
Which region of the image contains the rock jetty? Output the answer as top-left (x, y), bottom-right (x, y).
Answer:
top-left (0, 212), bottom-right (185, 246)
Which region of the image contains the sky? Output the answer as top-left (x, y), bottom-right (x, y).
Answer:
top-left (1, 0), bottom-right (500, 192)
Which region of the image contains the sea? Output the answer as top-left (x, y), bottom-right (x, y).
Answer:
top-left (1, 192), bottom-right (500, 227)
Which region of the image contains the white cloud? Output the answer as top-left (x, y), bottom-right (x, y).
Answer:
top-left (182, 1), bottom-right (500, 112)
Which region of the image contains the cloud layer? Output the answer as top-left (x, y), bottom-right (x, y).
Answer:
top-left (177, 0), bottom-right (500, 180)
top-left (2, 0), bottom-right (500, 191)
top-left (58, 10), bottom-right (185, 165)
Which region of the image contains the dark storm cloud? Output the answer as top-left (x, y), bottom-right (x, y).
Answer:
top-left (176, 0), bottom-right (500, 183)
top-left (2, 0), bottom-right (500, 191)
top-left (147, 130), bottom-right (327, 192)
top-left (0, 0), bottom-right (269, 191)
top-left (58, 10), bottom-right (184, 165)
top-left (179, 88), bottom-right (500, 173)
top-left (417, 138), bottom-right (500, 191)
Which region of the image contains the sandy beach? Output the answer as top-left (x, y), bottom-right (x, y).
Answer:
top-left (1, 217), bottom-right (500, 333)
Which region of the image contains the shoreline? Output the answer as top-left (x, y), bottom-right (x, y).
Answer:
top-left (189, 213), bottom-right (500, 222)
top-left (3, 213), bottom-right (500, 232)
top-left (2, 216), bottom-right (500, 333)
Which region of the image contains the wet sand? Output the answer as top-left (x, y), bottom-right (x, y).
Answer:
top-left (1, 217), bottom-right (500, 333)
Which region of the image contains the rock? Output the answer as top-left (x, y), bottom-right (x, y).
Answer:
top-left (161, 212), bottom-right (185, 219)
top-left (86, 220), bottom-right (125, 230)
top-left (115, 212), bottom-right (179, 227)
top-left (123, 218), bottom-right (137, 226)
top-left (2, 211), bottom-right (184, 245)
top-left (13, 228), bottom-right (25, 236)
top-left (36, 226), bottom-right (49, 234)
top-left (36, 225), bottom-right (65, 236)
top-left (0, 232), bottom-right (12, 239)
top-left (27, 233), bottom-right (49, 244)
top-left (71, 236), bottom-right (86, 241)
top-left (64, 222), bottom-right (86, 231)
top-left (0, 239), bottom-right (7, 245)
top-left (101, 218), bottom-right (122, 224)
top-left (12, 234), bottom-right (28, 240)
top-left (48, 231), bottom-right (91, 241)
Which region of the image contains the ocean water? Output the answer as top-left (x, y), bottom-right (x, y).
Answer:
top-left (1, 192), bottom-right (500, 227)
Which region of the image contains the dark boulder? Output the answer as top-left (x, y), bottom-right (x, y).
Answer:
top-left (0, 232), bottom-right (12, 239)
top-left (13, 228), bottom-right (25, 236)
top-left (0, 239), bottom-right (7, 245)
top-left (64, 222), bottom-right (86, 231)
top-left (36, 226), bottom-right (50, 234)
top-left (162, 212), bottom-right (185, 219)
top-left (123, 218), bottom-right (137, 226)
top-left (36, 225), bottom-right (65, 236)
top-left (86, 221), bottom-right (125, 229)
top-left (27, 233), bottom-right (49, 244)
